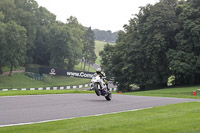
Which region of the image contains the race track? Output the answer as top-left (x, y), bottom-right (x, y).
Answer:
top-left (0, 94), bottom-right (199, 127)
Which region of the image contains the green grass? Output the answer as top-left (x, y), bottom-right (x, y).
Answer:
top-left (124, 86), bottom-right (200, 99)
top-left (95, 40), bottom-right (115, 65)
top-left (74, 62), bottom-right (95, 72)
top-left (2, 66), bottom-right (24, 72)
top-left (0, 41), bottom-right (107, 90)
top-left (0, 73), bottom-right (90, 89)
top-left (95, 40), bottom-right (107, 65)
top-left (0, 90), bottom-right (93, 96)
top-left (1, 102), bottom-right (200, 133)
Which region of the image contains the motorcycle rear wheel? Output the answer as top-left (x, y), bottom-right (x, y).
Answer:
top-left (105, 92), bottom-right (112, 101)
top-left (94, 83), bottom-right (101, 96)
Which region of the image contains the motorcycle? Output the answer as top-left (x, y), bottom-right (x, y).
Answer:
top-left (90, 74), bottom-right (112, 101)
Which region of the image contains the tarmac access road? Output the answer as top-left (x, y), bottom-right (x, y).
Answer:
top-left (0, 94), bottom-right (199, 127)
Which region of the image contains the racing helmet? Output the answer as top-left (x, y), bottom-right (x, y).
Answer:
top-left (96, 68), bottom-right (101, 74)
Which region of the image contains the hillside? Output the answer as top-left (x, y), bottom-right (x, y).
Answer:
top-left (95, 40), bottom-right (115, 65)
top-left (93, 29), bottom-right (118, 43)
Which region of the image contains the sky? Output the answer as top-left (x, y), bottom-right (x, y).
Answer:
top-left (35, 0), bottom-right (159, 32)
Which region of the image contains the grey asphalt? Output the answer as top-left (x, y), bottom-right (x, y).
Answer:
top-left (0, 94), bottom-right (199, 127)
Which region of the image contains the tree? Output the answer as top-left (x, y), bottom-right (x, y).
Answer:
top-left (4, 21), bottom-right (27, 76)
top-left (82, 27), bottom-right (96, 71)
top-left (93, 29), bottom-right (118, 43)
top-left (0, 0), bottom-right (39, 65)
top-left (33, 7), bottom-right (56, 65)
top-left (0, 0), bottom-right (96, 73)
top-left (132, 1), bottom-right (179, 89)
top-left (66, 16), bottom-right (85, 69)
top-left (34, 25), bottom-right (51, 65)
top-left (0, 11), bottom-right (4, 22)
top-left (48, 23), bottom-right (71, 69)
top-left (0, 0), bottom-right (15, 22)
top-left (99, 43), bottom-right (117, 80)
top-left (0, 22), bottom-right (6, 74)
top-left (13, 0), bottom-right (38, 64)
top-left (100, 0), bottom-right (180, 91)
top-left (100, 31), bottom-right (130, 90)
top-left (167, 0), bottom-right (200, 85)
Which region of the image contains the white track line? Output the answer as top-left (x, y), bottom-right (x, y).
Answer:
top-left (0, 107), bottom-right (152, 128)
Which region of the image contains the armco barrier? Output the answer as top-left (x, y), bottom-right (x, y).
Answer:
top-left (0, 84), bottom-right (117, 92)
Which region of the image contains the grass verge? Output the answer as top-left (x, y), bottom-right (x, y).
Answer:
top-left (0, 102), bottom-right (199, 133)
top-left (124, 86), bottom-right (200, 99)
top-left (74, 62), bottom-right (95, 72)
top-left (0, 73), bottom-right (90, 89)
top-left (2, 66), bottom-right (24, 72)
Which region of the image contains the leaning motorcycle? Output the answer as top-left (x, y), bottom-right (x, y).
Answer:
top-left (90, 74), bottom-right (112, 101)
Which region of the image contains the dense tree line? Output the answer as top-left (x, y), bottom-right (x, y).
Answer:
top-left (0, 0), bottom-right (96, 75)
top-left (93, 29), bottom-right (118, 43)
top-left (100, 0), bottom-right (200, 91)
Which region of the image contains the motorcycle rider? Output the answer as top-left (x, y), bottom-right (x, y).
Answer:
top-left (96, 68), bottom-right (110, 91)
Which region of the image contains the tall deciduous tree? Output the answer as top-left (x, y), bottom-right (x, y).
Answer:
top-left (34, 7), bottom-right (56, 65)
top-left (167, 0), bottom-right (200, 85)
top-left (0, 0), bottom-right (38, 64)
top-left (0, 0), bottom-right (95, 73)
top-left (4, 21), bottom-right (27, 76)
top-left (48, 23), bottom-right (71, 69)
top-left (66, 16), bottom-right (85, 69)
top-left (0, 22), bottom-right (6, 74)
top-left (82, 27), bottom-right (96, 71)
top-left (133, 1), bottom-right (178, 89)
top-left (13, 0), bottom-right (38, 64)
top-left (100, 0), bottom-right (180, 90)
top-left (0, 0), bottom-right (15, 22)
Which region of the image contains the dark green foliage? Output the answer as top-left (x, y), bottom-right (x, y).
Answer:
top-left (93, 29), bottom-right (118, 43)
top-left (48, 24), bottom-right (71, 68)
top-left (0, 0), bottom-right (96, 73)
top-left (0, 21), bottom-right (27, 76)
top-left (34, 25), bottom-right (51, 66)
top-left (66, 16), bottom-right (86, 69)
top-left (33, 6), bottom-right (56, 66)
top-left (0, 0), bottom-right (38, 64)
top-left (167, 0), bottom-right (200, 85)
top-left (100, 0), bottom-right (200, 91)
top-left (82, 27), bottom-right (97, 70)
top-left (99, 43), bottom-right (115, 80)
top-left (100, 31), bottom-right (130, 91)
top-left (0, 22), bottom-right (6, 74)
